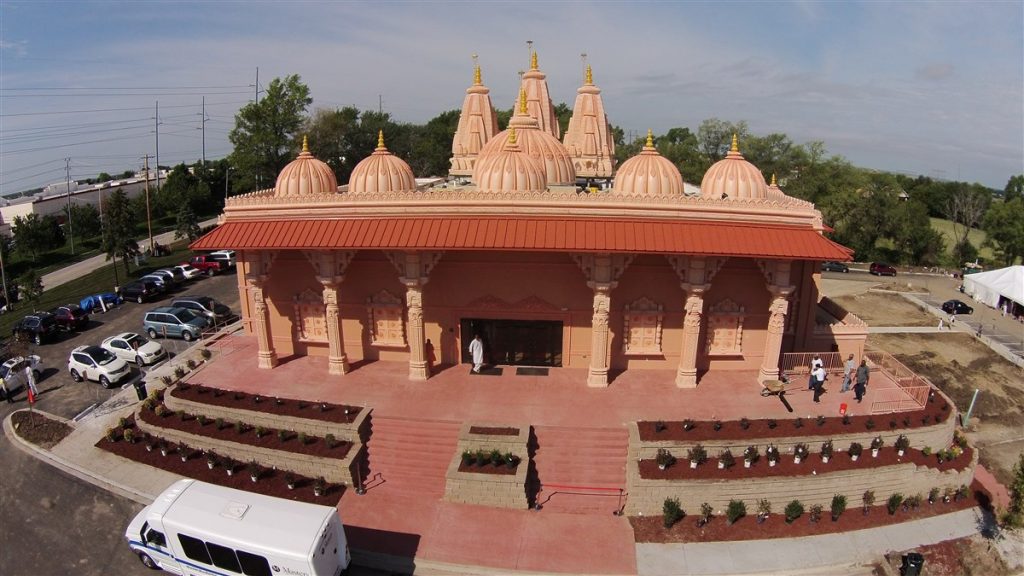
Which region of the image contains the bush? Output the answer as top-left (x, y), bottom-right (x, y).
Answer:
top-left (726, 500), bottom-right (746, 525)
top-left (656, 448), bottom-right (676, 469)
top-left (325, 433), bottom-right (337, 448)
top-left (185, 359), bottom-right (197, 370)
top-left (461, 450), bottom-right (474, 465)
top-left (848, 442), bottom-right (863, 458)
top-left (682, 419), bottom-right (695, 431)
top-left (663, 498), bottom-right (683, 528)
top-left (173, 366), bottom-right (185, 378)
top-left (793, 417), bottom-right (804, 429)
top-left (842, 413), bottom-right (851, 426)
top-left (277, 429), bottom-right (288, 442)
top-left (105, 427), bottom-right (120, 442)
top-left (699, 502), bottom-right (713, 525)
top-left (474, 449), bottom-right (487, 467)
top-left (719, 449), bottom-right (735, 469)
top-left (821, 440), bottom-right (834, 459)
top-left (743, 445), bottom-right (759, 463)
top-left (234, 420), bottom-right (245, 434)
top-left (686, 444), bottom-right (707, 465)
top-left (809, 504), bottom-right (823, 523)
top-left (254, 426), bottom-right (266, 438)
top-left (830, 494), bottom-right (846, 520)
top-left (297, 432), bottom-right (308, 445)
top-left (712, 420), bottom-right (722, 431)
top-left (928, 487), bottom-right (941, 504)
top-left (767, 419), bottom-right (777, 429)
top-left (906, 494), bottom-right (922, 509)
top-left (816, 415), bottom-right (826, 427)
top-left (784, 500), bottom-right (804, 524)
top-left (490, 449), bottom-right (503, 466)
top-left (154, 405), bottom-right (168, 417)
top-left (865, 418), bottom-right (875, 430)
top-left (887, 493), bottom-right (904, 515)
top-left (122, 428), bottom-right (135, 443)
top-left (739, 417), bottom-right (750, 430)
top-left (654, 420), bottom-right (666, 433)
top-left (199, 348), bottom-right (212, 360)
top-left (863, 490), bottom-right (876, 513)
top-left (756, 499), bottom-right (771, 520)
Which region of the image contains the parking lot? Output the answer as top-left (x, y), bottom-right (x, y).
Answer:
top-left (3, 271), bottom-right (241, 422)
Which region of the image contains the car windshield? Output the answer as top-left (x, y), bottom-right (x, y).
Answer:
top-left (126, 334), bottom-right (148, 348)
top-left (88, 349), bottom-right (117, 365)
top-left (175, 310), bottom-right (199, 322)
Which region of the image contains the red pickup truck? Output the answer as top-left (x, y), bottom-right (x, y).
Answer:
top-left (188, 255), bottom-right (226, 276)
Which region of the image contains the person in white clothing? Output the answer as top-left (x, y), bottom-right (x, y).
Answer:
top-left (469, 334), bottom-right (484, 373)
top-left (24, 364), bottom-right (38, 396)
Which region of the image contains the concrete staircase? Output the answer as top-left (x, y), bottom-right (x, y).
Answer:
top-left (364, 415), bottom-right (461, 497)
top-left (531, 425), bottom-right (628, 514)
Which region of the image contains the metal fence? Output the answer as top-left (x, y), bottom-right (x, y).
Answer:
top-left (864, 350), bottom-right (931, 414)
top-left (778, 352), bottom-right (845, 376)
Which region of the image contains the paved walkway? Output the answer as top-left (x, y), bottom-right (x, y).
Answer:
top-left (41, 217), bottom-right (219, 292)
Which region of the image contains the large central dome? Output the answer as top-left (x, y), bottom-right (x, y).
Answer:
top-left (474, 128), bottom-right (547, 193)
top-left (476, 89), bottom-right (575, 185)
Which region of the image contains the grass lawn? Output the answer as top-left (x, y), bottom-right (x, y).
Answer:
top-left (929, 217), bottom-right (994, 262)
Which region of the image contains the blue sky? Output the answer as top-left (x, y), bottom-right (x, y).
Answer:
top-left (2, 1), bottom-right (1021, 194)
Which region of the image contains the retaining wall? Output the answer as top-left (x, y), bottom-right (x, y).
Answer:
top-left (443, 422), bottom-right (530, 509)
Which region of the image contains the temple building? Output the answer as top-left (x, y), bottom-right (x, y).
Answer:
top-left (193, 52), bottom-right (866, 388)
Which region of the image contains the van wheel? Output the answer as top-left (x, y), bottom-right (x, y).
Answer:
top-left (136, 552), bottom-right (160, 570)
top-left (147, 328), bottom-right (159, 339)
top-left (70, 369), bottom-right (83, 383)
top-left (182, 331), bottom-right (194, 342)
top-left (137, 295), bottom-right (144, 304)
top-left (99, 375), bottom-right (112, 389)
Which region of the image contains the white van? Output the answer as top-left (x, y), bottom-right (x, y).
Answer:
top-left (125, 479), bottom-right (350, 575)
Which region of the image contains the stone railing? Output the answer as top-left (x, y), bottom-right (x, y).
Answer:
top-left (817, 297), bottom-right (868, 328)
top-left (443, 422), bottom-right (530, 509)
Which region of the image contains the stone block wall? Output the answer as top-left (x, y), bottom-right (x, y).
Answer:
top-left (442, 422), bottom-right (530, 509)
top-left (624, 449), bottom-right (977, 516)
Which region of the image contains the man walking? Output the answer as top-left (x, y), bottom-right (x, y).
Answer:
top-left (854, 359), bottom-right (870, 403)
top-left (24, 363), bottom-right (38, 397)
top-left (812, 363), bottom-right (827, 403)
top-left (0, 375), bottom-right (12, 404)
top-left (841, 354), bottom-right (855, 392)
top-left (808, 355), bottom-right (822, 390)
top-left (469, 334), bottom-right (484, 374)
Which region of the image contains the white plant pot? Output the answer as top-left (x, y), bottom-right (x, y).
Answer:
top-left (794, 456), bottom-right (802, 464)
top-left (250, 475), bottom-right (258, 483)
top-left (822, 456), bottom-right (830, 463)
top-left (207, 462), bottom-right (215, 469)
top-left (658, 464), bottom-right (667, 471)
top-left (851, 454), bottom-right (859, 461)
top-left (897, 449), bottom-right (905, 457)
top-left (769, 460), bottom-right (777, 467)
top-left (690, 461), bottom-right (698, 469)
top-left (226, 469), bottom-right (234, 476)
top-left (718, 461), bottom-right (725, 469)
top-left (744, 460), bottom-right (751, 468)
top-left (872, 449), bottom-right (879, 458)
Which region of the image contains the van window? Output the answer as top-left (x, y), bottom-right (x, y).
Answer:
top-left (237, 550), bottom-right (272, 576)
top-left (206, 541), bottom-right (242, 572)
top-left (177, 533), bottom-right (211, 564)
top-left (145, 528), bottom-right (167, 548)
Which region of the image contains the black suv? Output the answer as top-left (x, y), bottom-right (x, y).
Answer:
top-left (50, 304), bottom-right (90, 332)
top-left (12, 311), bottom-right (59, 345)
top-left (121, 280), bottom-right (160, 304)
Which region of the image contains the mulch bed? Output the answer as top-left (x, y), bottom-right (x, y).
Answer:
top-left (457, 460), bottom-right (520, 475)
top-left (638, 395), bottom-right (953, 442)
top-left (631, 480), bottom-right (988, 543)
top-left (96, 417), bottom-right (344, 505)
top-left (11, 411), bottom-right (74, 450)
top-left (639, 445), bottom-right (973, 480)
top-left (171, 382), bottom-right (362, 424)
top-left (137, 404), bottom-right (352, 459)
top-left (469, 426), bottom-right (519, 436)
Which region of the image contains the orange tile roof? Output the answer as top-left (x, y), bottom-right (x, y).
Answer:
top-left (191, 217), bottom-right (854, 260)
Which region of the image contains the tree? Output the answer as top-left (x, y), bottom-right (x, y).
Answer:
top-left (157, 163), bottom-right (213, 217)
top-left (983, 198), bottom-right (1024, 266)
top-left (17, 269), bottom-right (42, 306)
top-left (174, 204), bottom-right (201, 242)
top-left (944, 185), bottom-right (988, 266)
top-left (696, 118), bottom-right (749, 162)
top-left (69, 203), bottom-right (102, 242)
top-left (96, 172), bottom-right (112, 183)
top-left (100, 189), bottom-right (139, 286)
top-left (11, 213), bottom-right (65, 262)
top-left (229, 75), bottom-right (312, 192)
top-left (1002, 452), bottom-right (1024, 528)
top-left (1005, 174), bottom-right (1024, 203)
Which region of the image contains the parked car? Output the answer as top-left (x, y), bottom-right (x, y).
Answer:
top-left (170, 296), bottom-right (233, 324)
top-left (101, 332), bottom-right (167, 366)
top-left (0, 354), bottom-right (41, 400)
top-left (156, 267), bottom-right (187, 285)
top-left (50, 304), bottom-right (90, 332)
top-left (68, 345), bottom-right (132, 388)
top-left (120, 280), bottom-right (160, 304)
top-left (149, 269), bottom-right (183, 289)
top-left (188, 255), bottom-right (225, 276)
top-left (173, 264), bottom-right (203, 281)
top-left (207, 250), bottom-right (236, 269)
top-left (137, 274), bottom-right (168, 293)
top-left (821, 261), bottom-right (850, 273)
top-left (869, 262), bottom-right (897, 276)
top-left (11, 312), bottom-right (59, 345)
top-left (142, 306), bottom-right (210, 341)
top-left (941, 299), bottom-right (974, 315)
top-left (80, 292), bottom-right (123, 313)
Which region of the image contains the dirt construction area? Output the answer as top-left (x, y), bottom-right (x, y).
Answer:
top-left (823, 280), bottom-right (1024, 489)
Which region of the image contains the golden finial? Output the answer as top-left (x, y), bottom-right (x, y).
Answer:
top-left (771, 173), bottom-right (777, 186)
top-left (519, 88), bottom-right (528, 114)
top-left (730, 133), bottom-right (739, 153)
top-left (645, 129), bottom-right (654, 148)
top-left (585, 64), bottom-right (593, 85)
top-left (508, 127), bottom-right (518, 145)
top-left (302, 135), bottom-right (309, 153)
top-left (474, 65), bottom-right (481, 85)
top-left (377, 130), bottom-right (385, 149)
top-left (530, 51), bottom-right (538, 70)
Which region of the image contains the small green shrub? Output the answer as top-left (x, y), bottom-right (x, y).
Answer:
top-left (461, 450), bottom-right (474, 465)
top-left (863, 490), bottom-right (876, 513)
top-left (699, 502), bottom-right (713, 525)
top-left (726, 500), bottom-right (746, 525)
top-left (185, 359), bottom-right (197, 370)
top-left (928, 487), bottom-right (940, 503)
top-left (199, 348), bottom-right (212, 360)
top-left (656, 448), bottom-right (676, 469)
top-left (654, 420), bottom-right (666, 433)
top-left (784, 500), bottom-right (804, 524)
top-left (719, 449), bottom-right (735, 469)
top-left (122, 428), bottom-right (135, 443)
top-left (277, 429), bottom-right (288, 442)
top-left (106, 427), bottom-right (120, 442)
top-left (887, 493), bottom-right (904, 515)
top-left (809, 504), bottom-right (823, 523)
top-left (325, 433), bottom-right (337, 448)
top-left (254, 426), bottom-right (266, 438)
top-left (489, 449), bottom-right (502, 466)
top-left (686, 444), bottom-right (707, 465)
top-left (154, 405), bottom-right (168, 417)
top-left (663, 497), bottom-right (683, 528)
top-left (830, 494), bottom-right (847, 520)
top-left (297, 432), bottom-right (308, 445)
top-left (234, 420), bottom-right (245, 434)
top-left (173, 366), bottom-right (186, 378)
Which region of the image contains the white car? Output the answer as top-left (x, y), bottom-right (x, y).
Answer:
top-left (101, 332), bottom-right (167, 366)
top-left (0, 355), bottom-right (42, 398)
top-left (174, 264), bottom-right (203, 281)
top-left (208, 250), bottom-right (236, 269)
top-left (68, 345), bottom-right (132, 388)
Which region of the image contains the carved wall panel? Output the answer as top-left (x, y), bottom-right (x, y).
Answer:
top-left (623, 297), bottom-right (663, 355)
top-left (293, 289), bottom-right (327, 343)
top-left (706, 298), bottom-right (745, 356)
top-left (367, 290), bottom-right (406, 347)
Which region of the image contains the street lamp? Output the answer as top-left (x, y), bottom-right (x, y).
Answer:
top-left (225, 167), bottom-right (234, 203)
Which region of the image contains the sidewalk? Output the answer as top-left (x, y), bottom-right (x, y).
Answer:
top-left (41, 217), bottom-right (219, 292)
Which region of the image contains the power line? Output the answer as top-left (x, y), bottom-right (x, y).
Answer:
top-left (0, 84), bottom-right (252, 91)
top-left (1, 133), bottom-right (153, 155)
top-left (0, 90), bottom-right (253, 98)
top-left (0, 99), bottom-right (250, 118)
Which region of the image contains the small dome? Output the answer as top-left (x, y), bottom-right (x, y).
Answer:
top-left (274, 136), bottom-right (338, 197)
top-left (349, 131), bottom-right (416, 193)
top-left (473, 128), bottom-right (547, 193)
top-left (700, 135), bottom-right (767, 200)
top-left (476, 89), bottom-right (575, 185)
top-left (767, 173), bottom-right (786, 199)
top-left (612, 130), bottom-right (684, 196)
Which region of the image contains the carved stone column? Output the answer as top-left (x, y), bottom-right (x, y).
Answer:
top-left (675, 285), bottom-right (707, 388)
top-left (588, 282), bottom-right (614, 387)
top-left (248, 279), bottom-right (278, 369)
top-left (759, 288), bottom-right (792, 383)
top-left (404, 280), bottom-right (428, 381)
top-left (320, 281), bottom-right (349, 375)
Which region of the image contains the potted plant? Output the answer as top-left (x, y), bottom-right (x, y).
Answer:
top-left (489, 449), bottom-right (503, 467)
top-left (686, 444), bottom-right (707, 468)
top-left (682, 419), bottom-right (695, 432)
top-left (928, 487), bottom-right (940, 504)
top-left (821, 440), bottom-right (834, 463)
top-left (895, 435), bottom-right (910, 456)
top-left (654, 420), bottom-right (666, 433)
top-left (848, 442), bottom-right (863, 461)
top-left (765, 445), bottom-right (780, 467)
top-left (206, 452), bottom-right (218, 470)
top-left (726, 500), bottom-right (746, 525)
top-left (285, 473), bottom-right (296, 490)
top-left (461, 450), bottom-right (475, 466)
top-left (718, 449), bottom-right (735, 469)
top-left (505, 452), bottom-right (517, 469)
top-left (248, 460), bottom-right (260, 483)
top-left (656, 448), bottom-right (676, 471)
top-left (871, 436), bottom-right (884, 457)
top-left (697, 502), bottom-right (713, 527)
top-left (862, 490), bottom-right (875, 515)
top-left (793, 443), bottom-right (809, 464)
top-left (313, 477), bottom-right (326, 497)
top-left (809, 504), bottom-right (822, 523)
top-left (830, 494), bottom-right (847, 521)
top-left (756, 499), bottom-right (771, 524)
top-left (739, 417), bottom-right (750, 430)
top-left (743, 445), bottom-right (759, 468)
top-left (223, 458), bottom-right (236, 476)
top-left (179, 445), bottom-right (191, 463)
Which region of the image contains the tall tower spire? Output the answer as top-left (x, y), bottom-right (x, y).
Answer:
top-left (563, 63), bottom-right (617, 178)
top-left (520, 49), bottom-right (560, 139)
top-left (449, 56), bottom-right (500, 177)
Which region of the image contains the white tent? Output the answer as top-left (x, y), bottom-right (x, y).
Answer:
top-left (962, 265), bottom-right (1024, 309)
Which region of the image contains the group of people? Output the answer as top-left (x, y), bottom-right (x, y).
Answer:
top-left (808, 354), bottom-right (870, 404)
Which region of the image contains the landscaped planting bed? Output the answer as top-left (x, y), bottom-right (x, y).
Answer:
top-left (444, 422), bottom-right (530, 508)
top-left (171, 382), bottom-right (362, 423)
top-left (468, 426), bottom-right (519, 436)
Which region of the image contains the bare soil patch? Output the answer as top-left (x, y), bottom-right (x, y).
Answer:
top-left (10, 411), bottom-right (73, 449)
top-left (456, 461), bottom-right (519, 475)
top-left (832, 291), bottom-right (935, 326)
top-left (881, 534), bottom-right (1011, 576)
top-left (631, 480), bottom-right (987, 543)
top-left (469, 426), bottom-right (519, 435)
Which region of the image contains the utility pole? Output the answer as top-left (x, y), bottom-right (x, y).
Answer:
top-left (155, 101), bottom-right (161, 192)
top-left (255, 67), bottom-right (259, 104)
top-left (200, 96), bottom-right (207, 166)
top-left (378, 94), bottom-right (382, 114)
top-left (143, 154), bottom-right (154, 252)
top-left (65, 157), bottom-right (75, 254)
top-left (0, 238), bottom-right (8, 314)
